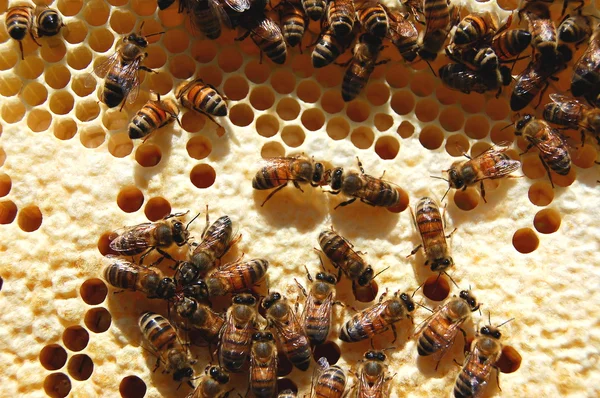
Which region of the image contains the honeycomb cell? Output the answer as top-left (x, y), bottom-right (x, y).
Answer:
top-left (98, 232), bottom-right (118, 256)
top-left (84, 0), bottom-right (110, 26)
top-left (117, 186), bottom-right (144, 213)
top-left (528, 181), bottom-right (554, 207)
top-left (120, 376), bottom-right (147, 398)
top-left (45, 65), bottom-right (71, 90)
top-left (415, 98), bottom-right (439, 123)
top-left (386, 64), bottom-right (410, 88)
top-left (374, 136), bottom-right (400, 160)
top-left (512, 228), bottom-right (539, 254)
top-left (1, 100), bottom-right (25, 124)
top-left (71, 75), bottom-right (96, 98)
top-left (80, 278), bottom-right (108, 306)
top-left (88, 28), bottom-right (115, 54)
top-left (144, 197), bottom-right (171, 222)
top-left (470, 142), bottom-right (491, 158)
top-left (181, 111), bottom-right (206, 133)
top-left (223, 75), bottom-right (249, 101)
top-left (136, 143), bottom-right (162, 167)
top-left (296, 80), bottom-right (321, 104)
top-left (44, 372), bottom-right (71, 398)
top-left (374, 113), bottom-right (393, 132)
top-left (191, 164), bottom-right (216, 189)
top-left (58, 0), bottom-right (83, 16)
top-left (230, 104), bottom-right (254, 127)
top-left (410, 72), bottom-right (436, 97)
top-left (326, 117), bottom-right (350, 141)
top-left (108, 0), bottom-right (129, 6)
top-left (276, 98), bottom-right (300, 121)
top-left (419, 125), bottom-right (444, 150)
top-left (245, 60), bottom-right (271, 84)
top-left (27, 110), bottom-right (52, 133)
top-left (522, 156), bottom-right (546, 180)
top-left (40, 40), bottom-right (67, 63)
top-left (445, 134), bottom-right (470, 157)
top-left (144, 46), bottom-right (167, 69)
top-left (366, 83), bottom-right (390, 106)
top-left (131, 0), bottom-right (157, 16)
top-left (498, 346), bottom-right (523, 374)
top-left (534, 208), bottom-right (561, 234)
top-left (63, 20), bottom-right (88, 44)
top-left (423, 275), bottom-right (451, 302)
top-left (346, 100), bottom-right (370, 123)
top-left (256, 115), bottom-right (279, 138)
top-left (48, 92), bottom-right (74, 116)
top-left (108, 133), bottom-right (134, 158)
top-left (250, 86), bottom-right (275, 111)
top-left (315, 65), bottom-right (343, 88)
top-left (572, 145), bottom-right (597, 169)
top-left (80, 126), bottom-right (106, 149)
top-left (281, 126), bottom-right (305, 148)
top-left (40, 345), bottom-right (68, 371)
top-left (271, 70), bottom-right (296, 94)
top-left (191, 40), bottom-right (217, 64)
top-left (351, 127), bottom-right (374, 150)
top-left (462, 115), bottom-right (490, 140)
top-left (67, 354), bottom-right (94, 381)
top-left (436, 85), bottom-right (459, 105)
top-left (552, 168), bottom-right (576, 188)
top-left (454, 189), bottom-right (479, 211)
top-left (321, 90), bottom-right (344, 115)
top-left (67, 46), bottom-right (92, 70)
top-left (102, 110), bottom-right (129, 131)
top-left (145, 71), bottom-right (174, 95)
top-left (490, 122), bottom-right (515, 144)
top-left (397, 120), bottom-right (415, 139)
top-left (485, 97), bottom-right (510, 121)
top-left (312, 341), bottom-right (341, 365)
top-left (166, 54), bottom-right (195, 79)
top-left (301, 108), bottom-right (325, 131)
top-left (0, 200), bottom-right (17, 224)
top-left (0, 75), bottom-right (22, 97)
top-left (460, 92), bottom-right (486, 114)
top-left (75, 100), bottom-right (100, 122)
top-left (387, 187), bottom-right (410, 213)
top-left (54, 118), bottom-right (78, 141)
top-left (497, 0), bottom-right (519, 10)
top-left (391, 91), bottom-right (415, 115)
top-left (218, 47), bottom-right (244, 73)
top-left (353, 280), bottom-right (378, 303)
top-left (16, 56), bottom-right (44, 79)
top-left (261, 141), bottom-right (285, 158)
top-left (108, 10), bottom-right (136, 36)
top-left (63, 326), bottom-right (89, 352)
top-left (0, 173), bottom-right (11, 197)
top-left (184, 137), bottom-right (212, 162)
top-left (84, 307), bottom-right (111, 333)
top-left (17, 205), bottom-right (42, 232)
top-left (439, 106), bottom-right (465, 133)
top-left (291, 54), bottom-right (313, 78)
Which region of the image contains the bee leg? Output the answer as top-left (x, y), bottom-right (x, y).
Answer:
top-left (29, 30), bottom-right (41, 46)
top-left (333, 197), bottom-right (357, 209)
top-left (139, 66), bottom-right (157, 74)
top-left (390, 323), bottom-right (397, 344)
top-left (292, 180), bottom-right (305, 192)
top-left (407, 244), bottom-right (422, 258)
top-left (18, 41), bottom-right (24, 60)
top-left (539, 156), bottom-right (555, 188)
top-left (519, 143), bottom-right (534, 156)
top-left (494, 366), bottom-right (502, 391)
top-left (580, 130), bottom-right (586, 147)
top-left (445, 228), bottom-right (457, 239)
top-left (295, 277), bottom-right (308, 297)
top-left (479, 181), bottom-right (487, 203)
top-left (260, 183), bottom-right (288, 207)
top-left (235, 30), bottom-right (251, 41)
top-left (201, 205), bottom-right (210, 239)
top-left (156, 247), bottom-right (177, 263)
top-left (356, 156), bottom-right (365, 174)
top-left (139, 247), bottom-right (156, 265)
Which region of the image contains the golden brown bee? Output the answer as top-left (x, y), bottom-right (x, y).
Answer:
top-left (103, 256), bottom-right (176, 300)
top-left (415, 290), bottom-right (480, 360)
top-left (302, 0), bottom-right (326, 21)
top-left (327, 0), bottom-right (356, 38)
top-left (571, 24), bottom-right (600, 100)
top-left (312, 357), bottom-right (347, 398)
top-left (262, 292), bottom-right (312, 371)
top-left (174, 296), bottom-right (224, 344)
top-left (558, 13), bottom-right (592, 45)
top-left (339, 290), bottom-right (415, 343)
top-left (297, 268), bottom-right (337, 346)
top-left (356, 1), bottom-right (389, 38)
top-left (543, 93), bottom-right (600, 144)
top-left (249, 331), bottom-right (278, 398)
top-left (128, 94), bottom-right (180, 140)
top-left (6, 6), bottom-right (39, 60)
top-left (238, 11), bottom-right (287, 64)
top-left (514, 114), bottom-right (571, 187)
top-left (36, 7), bottom-right (64, 38)
top-left (219, 293), bottom-right (258, 373)
top-left (139, 311), bottom-right (195, 385)
top-left (312, 19), bottom-right (356, 68)
top-left (453, 12), bottom-right (503, 46)
top-left (278, 390), bottom-right (297, 398)
top-left (417, 3), bottom-right (459, 65)
top-left (387, 10), bottom-right (419, 62)
top-left (252, 155), bottom-right (326, 207)
top-left (277, 0), bottom-right (309, 48)
top-left (520, 2), bottom-right (558, 60)
top-left (491, 29), bottom-right (532, 63)
top-left (175, 78), bottom-right (228, 127)
top-left (188, 365), bottom-right (231, 398)
top-left (444, 145), bottom-right (521, 202)
top-left (342, 33), bottom-right (386, 102)
top-left (356, 350), bottom-right (393, 398)
top-left (439, 63), bottom-right (512, 97)
top-left (510, 55), bottom-right (567, 111)
top-left (408, 197), bottom-right (454, 273)
top-left (324, 157), bottom-right (400, 208)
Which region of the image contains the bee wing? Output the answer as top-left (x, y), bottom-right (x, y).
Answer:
top-left (303, 291), bottom-right (334, 329)
top-left (252, 17), bottom-right (283, 42)
top-left (92, 52), bottom-right (121, 79)
top-left (256, 157), bottom-right (305, 182)
top-left (272, 309), bottom-right (307, 346)
top-left (412, 305), bottom-right (444, 340)
top-left (460, 344), bottom-right (495, 395)
top-left (222, 0), bottom-right (251, 13)
top-left (206, 0), bottom-right (234, 30)
top-left (357, 368), bottom-right (386, 398)
top-left (549, 93), bottom-right (590, 116)
top-left (513, 65), bottom-right (543, 97)
top-left (473, 147), bottom-right (521, 181)
top-left (333, 0), bottom-right (356, 18)
top-left (109, 223), bottom-right (155, 251)
top-left (120, 58), bottom-right (144, 104)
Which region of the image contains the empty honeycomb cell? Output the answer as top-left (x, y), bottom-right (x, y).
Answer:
top-left (410, 72), bottom-right (436, 97)
top-left (108, 133), bottom-right (134, 158)
top-left (22, 82), bottom-right (48, 107)
top-left (277, 353), bottom-right (293, 377)
top-left (281, 126), bottom-right (305, 148)
top-left (120, 376), bottom-right (147, 398)
top-left (49, 92), bottom-right (75, 116)
top-left (181, 111), bottom-right (206, 133)
top-left (445, 134), bottom-right (470, 157)
top-left (44, 372), bottom-right (71, 398)
top-left (353, 280), bottom-right (378, 303)
top-left (256, 114), bottom-right (279, 138)
top-left (166, 54), bottom-right (195, 79)
top-left (245, 60), bottom-right (271, 84)
top-left (436, 85), bottom-right (459, 105)
top-left (366, 83), bottom-right (390, 106)
top-left (117, 186), bottom-right (144, 213)
top-left (136, 143), bottom-right (162, 167)
top-left (109, 10), bottom-right (136, 35)
top-left (454, 189), bottom-right (479, 211)
top-left (312, 341), bottom-right (341, 365)
top-left (296, 80), bottom-right (321, 104)
top-left (276, 98), bottom-right (300, 121)
top-left (423, 275), bottom-right (451, 302)
top-left (534, 208), bottom-right (561, 234)
top-left (250, 86), bottom-right (276, 111)
top-left (485, 97), bottom-right (510, 121)
top-left (552, 168), bottom-right (576, 188)
top-left (191, 40), bottom-right (217, 64)
top-left (397, 120), bottom-right (415, 139)
top-left (490, 122), bottom-right (515, 144)
top-left (88, 28), bottom-right (115, 54)
top-left (470, 142), bottom-right (492, 158)
top-left (497, 0), bottom-right (519, 10)
top-left (223, 75), bottom-right (249, 101)
top-left (185, 136), bottom-right (212, 161)
top-left (271, 70), bottom-right (296, 94)
top-left (230, 104), bottom-right (254, 127)
top-left (573, 145), bottom-right (597, 169)
top-left (419, 125), bottom-right (444, 150)
top-left (83, 0), bottom-right (110, 26)
top-left (0, 48), bottom-right (17, 71)
top-left (54, 118), bottom-right (78, 141)
top-left (350, 126), bottom-right (374, 150)
top-left (198, 65), bottom-right (223, 87)
top-left (315, 65), bottom-right (343, 88)
top-left (0, 75), bottom-right (22, 97)
top-left (16, 57), bottom-right (44, 80)
top-left (460, 92), bottom-right (486, 114)
top-left (144, 197), bottom-right (171, 222)
top-left (0, 173), bottom-right (11, 197)
top-left (67, 354), bottom-right (94, 381)
top-left (67, 46), bottom-right (92, 70)
top-left (386, 65), bottom-right (410, 88)
top-left (291, 54), bottom-right (313, 78)
top-left (464, 115), bottom-right (490, 140)
top-left (321, 90), bottom-right (344, 115)
top-left (63, 20), bottom-right (88, 44)
top-left (374, 114), bottom-right (393, 132)
top-left (58, 0), bottom-right (83, 16)
top-left (40, 345), bottom-right (68, 371)
top-left (528, 181), bottom-right (554, 207)
top-left (387, 187), bottom-right (410, 213)
top-left (374, 136), bottom-right (400, 160)
top-left (17, 205), bottom-right (42, 232)
top-left (143, 46), bottom-right (167, 69)
top-left (218, 47), bottom-right (244, 73)
top-left (80, 126), bottom-right (106, 149)
top-left (40, 40), bottom-right (67, 63)
top-left (498, 346), bottom-right (523, 374)
top-left (132, 0), bottom-right (157, 16)
top-left (415, 98), bottom-right (439, 123)
top-left (439, 106), bottom-right (465, 133)
top-left (63, 326), bottom-right (89, 352)
top-left (27, 110), bottom-right (52, 133)
top-left (80, 278), bottom-right (108, 305)
top-left (145, 72), bottom-right (174, 95)
top-left (84, 307), bottom-right (111, 333)
top-left (346, 100), bottom-right (370, 123)
top-left (0, 200), bottom-right (17, 224)
top-left (512, 228), bottom-right (539, 254)
top-left (301, 108), bottom-right (325, 131)
top-left (75, 100), bottom-right (100, 122)
top-left (190, 164), bottom-right (216, 189)
top-left (45, 65), bottom-right (71, 90)
top-left (71, 75), bottom-right (96, 98)
top-left (522, 156), bottom-right (546, 180)
top-left (326, 117), bottom-right (350, 141)
top-left (391, 91), bottom-right (415, 115)
top-left (1, 100), bottom-right (25, 124)
top-left (261, 141), bottom-right (285, 158)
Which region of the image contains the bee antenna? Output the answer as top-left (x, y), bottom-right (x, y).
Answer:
top-left (145, 30), bottom-right (166, 38)
top-left (440, 186), bottom-right (451, 202)
top-left (497, 318), bottom-right (515, 328)
top-left (500, 123), bottom-right (513, 131)
top-left (185, 211), bottom-right (202, 230)
top-left (488, 311), bottom-right (492, 325)
top-left (372, 266), bottom-right (390, 280)
top-left (412, 282), bottom-right (424, 297)
top-left (370, 339), bottom-right (375, 350)
top-left (430, 175), bottom-right (449, 182)
top-left (416, 301), bottom-right (433, 312)
top-left (444, 271), bottom-right (459, 289)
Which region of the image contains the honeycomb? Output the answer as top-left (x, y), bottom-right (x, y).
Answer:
top-left (0, 0), bottom-right (599, 397)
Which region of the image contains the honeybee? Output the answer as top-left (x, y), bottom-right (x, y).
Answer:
top-left (520, 2), bottom-right (558, 60)
top-left (277, 0), bottom-right (309, 48)
top-left (302, 0), bottom-right (326, 21)
top-left (387, 10), bottom-right (419, 62)
top-left (327, 0), bottom-right (356, 38)
top-left (453, 12), bottom-right (503, 46)
top-left (6, 6), bottom-right (39, 60)
top-left (250, 331), bottom-right (278, 398)
top-left (188, 365), bottom-right (231, 398)
top-left (558, 13), bottom-right (592, 45)
top-left (443, 145), bottom-right (521, 202)
top-left (262, 292), bottom-right (312, 371)
top-left (514, 114), bottom-right (571, 187)
top-left (219, 293), bottom-right (258, 373)
top-left (139, 311), bottom-right (195, 386)
top-left (571, 24), bottom-right (600, 100)
top-left (543, 93), bottom-right (600, 144)
top-left (238, 11), bottom-right (287, 64)
top-left (174, 296), bottom-right (225, 343)
top-left (296, 267), bottom-right (337, 346)
top-left (401, 0), bottom-right (424, 23)
top-left (356, 1), bottom-right (389, 38)
top-left (103, 256), bottom-right (176, 300)
top-left (342, 33), bottom-right (386, 102)
top-left (324, 157), bottom-right (400, 208)
top-left (252, 155), bottom-right (325, 207)
top-left (423, 0), bottom-right (453, 33)
top-left (491, 29), bottom-right (532, 63)
top-left (439, 63), bottom-right (512, 97)
top-left (510, 55), bottom-right (567, 111)
top-left (189, 0), bottom-right (251, 40)
top-left (36, 7), bottom-right (64, 38)
top-left (417, 2), bottom-right (459, 66)
top-left (128, 94), bottom-right (180, 140)
top-left (408, 197), bottom-right (455, 273)
top-left (278, 390), bottom-right (297, 398)
top-left (356, 350), bottom-right (393, 398)
top-left (312, 357), bottom-right (347, 398)
top-left (312, 19), bottom-right (356, 68)
top-left (445, 45), bottom-right (499, 72)
top-left (415, 290), bottom-right (480, 361)
top-left (175, 78), bottom-right (228, 128)
top-left (339, 290), bottom-right (415, 343)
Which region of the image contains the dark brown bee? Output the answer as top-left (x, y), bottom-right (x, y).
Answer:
top-left (514, 114), bottom-right (571, 187)
top-left (312, 357), bottom-right (347, 398)
top-left (387, 10), bottom-right (419, 62)
top-left (139, 311), bottom-right (195, 386)
top-left (174, 296), bottom-right (224, 343)
top-left (558, 14), bottom-right (592, 45)
top-left (189, 0), bottom-right (251, 40)
top-left (239, 11), bottom-right (287, 64)
top-left (571, 24), bottom-right (600, 99)
top-left (417, 2), bottom-right (459, 65)
top-left (278, 390), bottom-right (297, 398)
top-left (543, 93), bottom-right (600, 144)
top-left (520, 2), bottom-right (557, 60)
top-left (324, 157), bottom-right (400, 208)
top-left (339, 290), bottom-right (415, 343)
top-left (453, 12), bottom-right (503, 46)
top-left (423, 0), bottom-right (453, 33)
top-left (415, 291), bottom-right (480, 359)
top-left (401, 0), bottom-right (424, 23)
top-left (312, 19), bottom-right (356, 68)
top-left (175, 78), bottom-right (228, 127)
top-left (277, 0), bottom-right (309, 48)
top-left (188, 365), bottom-right (231, 398)
top-left (439, 63), bottom-right (512, 97)
top-left (297, 268), bottom-right (337, 346)
top-left (356, 1), bottom-right (389, 38)
top-left (491, 29), bottom-right (532, 63)
top-left (6, 6), bottom-right (39, 60)
top-left (250, 331), bottom-right (278, 398)
top-left (36, 7), bottom-right (64, 38)
top-left (128, 94), bottom-right (180, 140)
top-left (444, 145), bottom-right (521, 202)
top-left (327, 0), bottom-right (356, 38)
top-left (252, 155), bottom-right (325, 207)
top-left (511, 55), bottom-right (567, 111)
top-left (445, 44), bottom-right (500, 72)
top-left (103, 256), bottom-right (176, 300)
top-left (219, 294), bottom-right (257, 373)
top-left (356, 350), bottom-right (393, 398)
top-left (262, 292), bottom-right (312, 371)
top-left (408, 197), bottom-right (454, 273)
top-left (342, 33), bottom-right (386, 102)
top-left (302, 0), bottom-right (326, 21)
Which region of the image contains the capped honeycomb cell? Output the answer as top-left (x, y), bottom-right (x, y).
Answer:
top-left (281, 126), bottom-right (305, 148)
top-left (351, 126), bottom-right (374, 150)
top-left (84, 307), bottom-right (111, 333)
top-left (17, 205), bottom-right (43, 232)
top-left (190, 164), bottom-right (216, 189)
top-left (40, 344), bottom-right (68, 371)
top-left (63, 325), bottom-right (89, 352)
top-left (261, 141), bottom-right (285, 158)
top-left (44, 372), bottom-right (71, 398)
top-left (256, 115), bottom-right (279, 138)
top-left (117, 186), bottom-right (144, 213)
top-left (135, 143), bottom-right (162, 167)
top-left (80, 278), bottom-right (108, 306)
top-left (512, 228), bottom-right (539, 254)
top-left (120, 376), bottom-right (147, 398)
top-left (145, 197), bottom-right (171, 221)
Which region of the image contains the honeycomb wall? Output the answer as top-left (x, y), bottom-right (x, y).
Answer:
top-left (0, 0), bottom-right (599, 397)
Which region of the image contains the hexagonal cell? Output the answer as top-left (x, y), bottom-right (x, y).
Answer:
top-left (58, 0), bottom-right (84, 16)
top-left (0, 75), bottom-right (22, 97)
top-left (135, 143), bottom-right (163, 167)
top-left (572, 145), bottom-right (597, 169)
top-left (397, 121), bottom-right (415, 139)
top-left (72, 75), bottom-right (96, 98)
top-left (261, 141), bottom-right (285, 158)
top-left (512, 228), bottom-right (539, 254)
top-left (445, 134), bottom-right (470, 157)
top-left (245, 60), bottom-right (270, 84)
top-left (108, 133), bottom-right (134, 158)
top-left (117, 186), bottom-right (144, 213)
top-left (218, 47), bottom-right (244, 73)
top-left (45, 64), bottom-right (71, 90)
top-left (88, 28), bottom-right (115, 54)
top-left (533, 208), bottom-right (561, 234)
top-left (281, 126), bottom-right (305, 148)
top-left (16, 57), bottom-right (45, 79)
top-left (415, 98), bottom-right (439, 123)
top-left (229, 104), bottom-right (254, 127)
top-left (169, 55), bottom-right (196, 80)
top-left (0, 49), bottom-right (18, 71)
top-left (419, 125), bottom-right (444, 150)
top-left (67, 354), bottom-right (94, 381)
top-left (186, 136), bottom-right (212, 160)
top-left (315, 65), bottom-right (343, 88)
top-left (63, 325), bottom-right (89, 352)
top-left (191, 40), bottom-right (217, 64)
top-left (326, 117), bottom-right (350, 141)
top-left (44, 372), bottom-right (71, 398)
top-left (386, 64), bottom-right (410, 88)
top-left (366, 83), bottom-right (390, 106)
top-left (102, 109), bottom-right (129, 131)
top-left (374, 113), bottom-right (393, 132)
top-left (528, 181), bottom-right (554, 207)
top-left (190, 164), bottom-right (216, 189)
top-left (1, 99), bottom-right (25, 124)
top-left (391, 91), bottom-right (415, 115)
top-left (145, 71), bottom-right (174, 95)
top-left (276, 98), bottom-right (300, 121)
top-left (291, 53), bottom-right (313, 78)
top-left (453, 189), bottom-right (479, 211)
top-left (0, 200), bottom-right (17, 224)
top-left (17, 205), bottom-right (43, 232)
top-left (439, 106), bottom-right (465, 133)
top-left (346, 100), bottom-right (370, 123)
top-left (410, 72), bottom-right (436, 97)
top-left (80, 278), bottom-right (108, 305)
top-left (66, 46), bottom-right (92, 70)
top-left (144, 46), bottom-right (167, 69)
top-left (250, 86), bottom-right (275, 111)
top-left (423, 275), bottom-right (451, 301)
top-left (321, 90), bottom-right (345, 114)
top-left (0, 173), bottom-right (11, 197)
top-left (301, 108), bottom-right (325, 131)
top-left (53, 118), bottom-right (78, 141)
top-left (271, 69), bottom-right (296, 94)
top-left (223, 75), bottom-right (249, 101)
top-left (22, 82), bottom-right (48, 107)
top-left (490, 122), bottom-right (515, 144)
top-left (145, 197), bottom-right (171, 221)
top-left (312, 341), bottom-right (341, 365)
top-left (296, 80), bottom-right (321, 104)
top-left (80, 126), bottom-right (106, 149)
top-left (552, 168), bottom-right (576, 188)
top-left (522, 156), bottom-right (546, 180)
top-left (181, 111), bottom-right (206, 133)
top-left (374, 136), bottom-right (400, 160)
top-left (120, 376), bottom-right (147, 398)
top-left (256, 114), bottom-right (279, 138)
top-left (84, 307), bottom-right (112, 333)
top-left (460, 92), bottom-right (486, 114)
top-left (350, 127), bottom-right (374, 150)
top-left (40, 345), bottom-right (68, 371)
top-left (163, 28), bottom-right (189, 54)
top-left (485, 97), bottom-right (510, 121)
top-left (49, 92), bottom-right (75, 116)
top-left (27, 109), bottom-right (52, 133)
top-left (84, 0), bottom-right (110, 26)
top-left (63, 20), bottom-right (88, 44)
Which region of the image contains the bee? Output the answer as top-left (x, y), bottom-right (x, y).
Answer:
top-left (387, 10), bottom-right (419, 62)
top-left (128, 94), bottom-right (180, 140)
top-left (252, 155), bottom-right (325, 207)
top-left (445, 44), bottom-right (500, 72)
top-left (571, 24), bottom-right (600, 99)
top-left (302, 0), bottom-right (326, 21)
top-left (262, 292), bottom-right (312, 371)
top-left (415, 290), bottom-right (480, 361)
top-left (5, 6), bottom-right (39, 60)
top-left (453, 12), bottom-right (503, 47)
top-left (543, 93), bottom-right (600, 144)
top-left (278, 390), bottom-right (297, 398)
top-left (250, 331), bottom-right (278, 398)
top-left (339, 290), bottom-right (415, 343)
top-left (356, 1), bottom-right (389, 38)
top-left (443, 144), bottom-right (521, 203)
top-left (326, 0), bottom-right (356, 38)
top-left (296, 267), bottom-right (337, 346)
top-left (238, 11), bottom-right (287, 64)
top-left (417, 3), bottom-right (460, 66)
top-left (356, 350), bottom-right (393, 398)
top-left (183, 258), bottom-right (269, 301)
top-left (423, 0), bottom-right (453, 33)
top-left (401, 0), bottom-right (424, 23)
top-left (188, 365), bottom-right (231, 398)
top-left (175, 78), bottom-right (228, 128)
top-left (511, 55), bottom-right (567, 111)
top-left (277, 0), bottom-right (309, 48)
top-left (514, 114), bottom-right (571, 187)
top-left (103, 256), bottom-right (176, 300)
top-left (439, 63), bottom-right (512, 97)
top-left (189, 0), bottom-right (250, 40)
top-left (36, 7), bottom-right (64, 38)
top-left (341, 33), bottom-right (386, 102)
top-left (324, 157), bottom-right (400, 208)
top-left (491, 29), bottom-right (532, 63)
top-left (219, 293), bottom-right (258, 373)
top-left (408, 197), bottom-right (455, 273)
top-left (312, 357), bottom-right (347, 398)
top-left (174, 296), bottom-right (224, 343)
top-left (138, 311), bottom-right (195, 386)
top-left (558, 13), bottom-right (592, 45)
top-left (520, 2), bottom-right (558, 60)
top-left (312, 19), bottom-right (356, 68)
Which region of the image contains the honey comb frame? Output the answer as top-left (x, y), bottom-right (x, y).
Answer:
top-left (0, 0), bottom-right (599, 397)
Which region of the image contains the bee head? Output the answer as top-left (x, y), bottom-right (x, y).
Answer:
top-left (365, 350), bottom-right (386, 362)
top-left (431, 257), bottom-right (454, 272)
top-left (328, 168), bottom-right (344, 191)
top-left (40, 12), bottom-right (61, 31)
top-left (173, 367), bottom-right (194, 383)
top-left (447, 168), bottom-right (464, 189)
top-left (261, 292), bottom-right (281, 309)
top-left (516, 115), bottom-right (533, 131)
top-left (233, 294), bottom-right (256, 306)
top-left (313, 162), bottom-right (325, 185)
top-left (208, 366), bottom-right (230, 384)
top-left (316, 272), bottom-right (337, 285)
top-left (459, 290), bottom-right (480, 312)
top-left (400, 292), bottom-right (415, 312)
top-left (252, 331), bottom-right (274, 341)
top-left (357, 267), bottom-right (374, 286)
top-left (172, 220), bottom-right (188, 245)
top-left (481, 325), bottom-right (502, 339)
